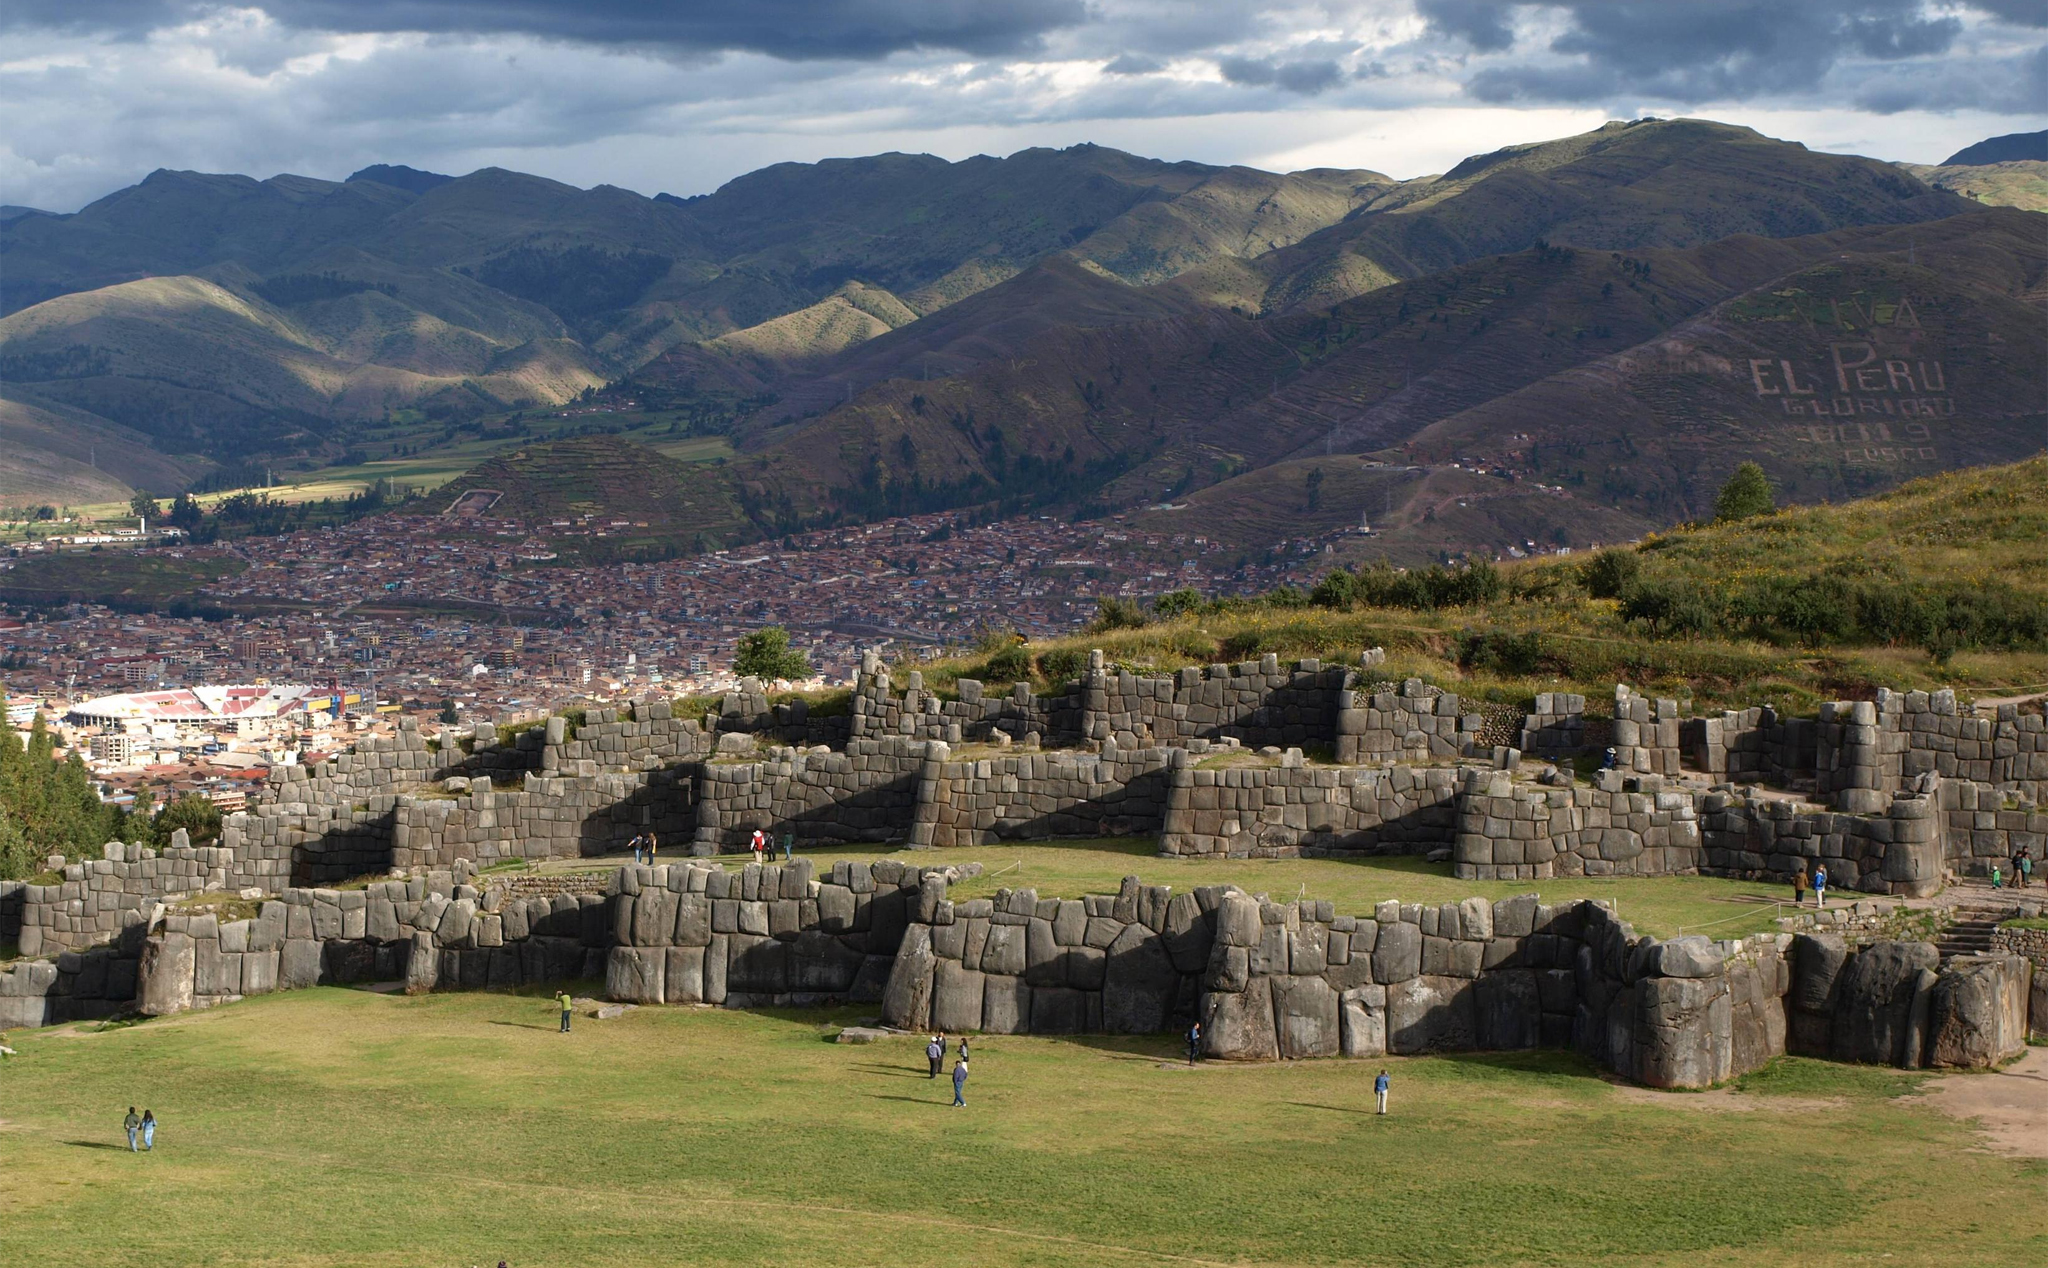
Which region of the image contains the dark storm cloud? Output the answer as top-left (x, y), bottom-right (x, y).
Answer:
top-left (0, 0), bottom-right (1091, 59)
top-left (1218, 55), bottom-right (1347, 95)
top-left (1462, 1), bottom-right (1980, 104)
top-left (1415, 0), bottom-right (1516, 52)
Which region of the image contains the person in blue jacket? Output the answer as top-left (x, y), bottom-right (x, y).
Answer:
top-left (951, 1055), bottom-right (969, 1107)
top-left (1374, 1069), bottom-right (1391, 1115)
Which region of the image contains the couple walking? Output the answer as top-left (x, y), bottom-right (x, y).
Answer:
top-left (123, 1107), bottom-right (157, 1151)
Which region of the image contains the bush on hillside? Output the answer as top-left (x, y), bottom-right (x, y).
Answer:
top-left (1087, 597), bottom-right (1148, 633)
top-left (1037, 648), bottom-right (1085, 685)
top-left (1580, 548), bottom-right (1641, 599)
top-left (1153, 588), bottom-right (1205, 619)
top-left (149, 794), bottom-right (223, 848)
top-left (1714, 461), bottom-right (1776, 522)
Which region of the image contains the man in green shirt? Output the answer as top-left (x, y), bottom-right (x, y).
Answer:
top-left (124, 1107), bottom-right (141, 1151)
top-left (556, 991), bottom-right (574, 1033)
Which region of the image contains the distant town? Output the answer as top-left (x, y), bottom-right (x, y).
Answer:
top-left (0, 501), bottom-right (1365, 815)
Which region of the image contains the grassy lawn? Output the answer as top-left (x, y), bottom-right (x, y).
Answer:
top-left (568, 840), bottom-right (1804, 941)
top-left (0, 989), bottom-right (2040, 1267)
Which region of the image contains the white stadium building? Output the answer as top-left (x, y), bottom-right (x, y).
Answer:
top-left (65, 684), bottom-right (322, 727)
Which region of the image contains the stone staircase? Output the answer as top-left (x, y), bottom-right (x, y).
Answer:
top-left (1934, 901), bottom-right (2017, 962)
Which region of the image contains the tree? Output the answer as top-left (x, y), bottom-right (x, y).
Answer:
top-left (732, 626), bottom-right (812, 681)
top-left (166, 493), bottom-right (206, 532)
top-left (129, 491), bottom-right (160, 521)
top-left (1581, 548), bottom-right (1641, 599)
top-left (150, 794), bottom-right (223, 847)
top-left (1153, 588), bottom-right (1204, 619)
top-left (1714, 462), bottom-right (1775, 523)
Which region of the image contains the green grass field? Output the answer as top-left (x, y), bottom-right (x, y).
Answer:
top-left (1, 986), bottom-right (2041, 1267)
top-left (672, 841), bottom-right (1802, 942)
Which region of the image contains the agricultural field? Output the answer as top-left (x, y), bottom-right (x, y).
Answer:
top-left (1, 982), bottom-right (2040, 1267)
top-left (0, 551), bottom-right (245, 606)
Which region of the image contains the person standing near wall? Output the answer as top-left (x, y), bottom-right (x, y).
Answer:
top-left (124, 1107), bottom-right (140, 1151)
top-left (1186, 1020), bottom-right (1201, 1066)
top-left (2011, 846), bottom-right (2031, 890)
top-left (951, 1055), bottom-right (969, 1107)
top-left (1792, 866), bottom-right (1807, 907)
top-left (926, 1033), bottom-right (943, 1078)
top-left (750, 828), bottom-right (767, 865)
top-left (1374, 1070), bottom-right (1390, 1115)
top-left (781, 832), bottom-right (793, 862)
top-left (647, 833), bottom-right (658, 863)
top-left (556, 990), bottom-right (574, 1033)
top-left (1813, 864), bottom-right (1828, 908)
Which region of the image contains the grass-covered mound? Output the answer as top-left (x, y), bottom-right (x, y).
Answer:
top-left (919, 456), bottom-right (2048, 714)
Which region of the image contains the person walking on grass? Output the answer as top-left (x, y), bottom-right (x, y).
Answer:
top-left (1812, 864), bottom-right (1828, 909)
top-left (556, 990), bottom-right (574, 1033)
top-left (141, 1109), bottom-right (156, 1151)
top-left (1186, 1020), bottom-right (1202, 1066)
top-left (750, 828), bottom-right (767, 866)
top-left (124, 1107), bottom-right (141, 1151)
top-left (926, 1033), bottom-right (944, 1078)
top-left (1374, 1069), bottom-right (1390, 1116)
top-left (951, 1055), bottom-right (969, 1107)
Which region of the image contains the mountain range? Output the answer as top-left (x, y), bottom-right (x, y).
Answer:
top-left (2, 117), bottom-right (2042, 565)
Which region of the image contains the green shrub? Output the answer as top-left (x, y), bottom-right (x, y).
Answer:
top-left (1037, 648), bottom-right (1085, 685)
top-left (981, 641), bottom-right (1032, 683)
top-left (1581, 548), bottom-right (1640, 599)
top-left (1152, 588), bottom-right (1205, 619)
top-left (1714, 461), bottom-right (1776, 522)
top-left (1087, 597), bottom-right (1149, 633)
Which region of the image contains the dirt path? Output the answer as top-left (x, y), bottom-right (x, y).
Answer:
top-left (1914, 1046), bottom-right (2048, 1159)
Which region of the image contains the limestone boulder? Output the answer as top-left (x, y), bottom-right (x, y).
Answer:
top-left (137, 932), bottom-right (195, 1017)
top-left (1829, 940), bottom-right (1938, 1066)
top-left (1372, 920), bottom-right (1422, 984)
top-left (1386, 975), bottom-right (1476, 1054)
top-left (1101, 922), bottom-right (1179, 1033)
top-left (931, 960), bottom-right (986, 1032)
top-left (403, 932), bottom-right (437, 994)
top-left (606, 946), bottom-right (665, 1004)
top-left (279, 939), bottom-right (323, 990)
top-left (1339, 985), bottom-right (1388, 1057)
top-left (1928, 955), bottom-right (2030, 1069)
top-left (880, 924), bottom-right (936, 1030)
top-left (1474, 968), bottom-right (1542, 1050)
top-left (981, 975), bottom-right (1032, 1034)
top-left (1272, 974), bottom-right (1341, 1058)
top-left (1203, 976), bottom-right (1278, 1060)
top-left (1633, 974), bottom-right (1732, 1089)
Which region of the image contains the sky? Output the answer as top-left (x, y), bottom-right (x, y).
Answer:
top-left (3, 1), bottom-right (2043, 213)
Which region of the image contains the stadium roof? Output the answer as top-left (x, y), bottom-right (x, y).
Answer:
top-left (67, 684), bottom-right (316, 724)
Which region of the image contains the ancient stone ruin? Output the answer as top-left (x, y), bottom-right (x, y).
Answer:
top-left (3, 651), bottom-right (2043, 1087)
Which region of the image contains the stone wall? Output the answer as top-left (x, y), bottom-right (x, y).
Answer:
top-left (1159, 757), bottom-right (1460, 859)
top-left (1336, 678), bottom-right (1479, 763)
top-left (1782, 934), bottom-right (2032, 1069)
top-left (922, 745), bottom-right (1173, 848)
top-left (1520, 692), bottom-right (1589, 759)
top-left (1455, 770), bottom-right (1702, 881)
top-left (1609, 686), bottom-right (1684, 776)
top-left (1, 879), bottom-right (23, 946)
top-left (15, 839), bottom-right (234, 956)
top-left (1697, 779), bottom-right (1945, 898)
top-left (692, 740), bottom-right (925, 853)
top-left (602, 858), bottom-right (969, 1008)
top-left (1686, 706), bottom-right (1817, 787)
top-left (1939, 780), bottom-right (2048, 878)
